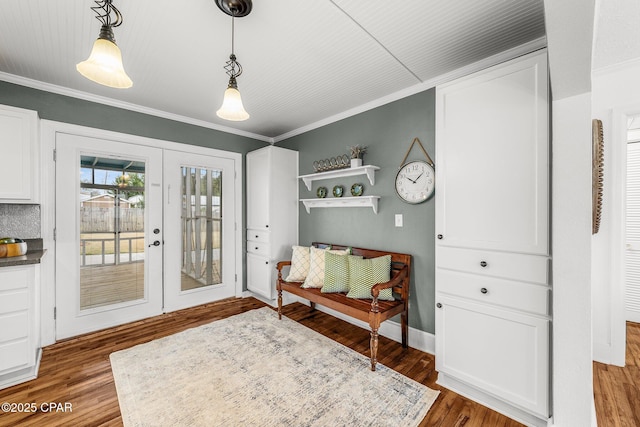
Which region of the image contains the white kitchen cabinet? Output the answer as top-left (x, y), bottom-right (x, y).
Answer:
top-left (0, 264), bottom-right (41, 389)
top-left (246, 146), bottom-right (298, 299)
top-left (0, 105), bottom-right (39, 203)
top-left (435, 50), bottom-right (550, 426)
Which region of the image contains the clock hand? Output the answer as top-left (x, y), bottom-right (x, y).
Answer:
top-left (415, 172), bottom-right (424, 181)
top-left (406, 176), bottom-right (417, 184)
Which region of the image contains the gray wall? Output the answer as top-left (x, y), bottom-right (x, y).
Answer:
top-left (0, 81), bottom-right (266, 153)
top-left (0, 80), bottom-right (270, 290)
top-left (278, 89), bottom-right (436, 334)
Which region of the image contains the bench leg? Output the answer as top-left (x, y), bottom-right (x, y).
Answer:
top-left (310, 301), bottom-right (316, 311)
top-left (370, 328), bottom-right (379, 371)
top-left (277, 288), bottom-right (283, 320)
top-left (401, 311), bottom-right (408, 348)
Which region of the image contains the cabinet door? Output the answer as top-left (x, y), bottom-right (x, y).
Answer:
top-left (246, 148), bottom-right (271, 230)
top-left (435, 52), bottom-right (548, 255)
top-left (0, 265), bottom-right (36, 373)
top-left (0, 105), bottom-right (38, 202)
top-left (435, 294), bottom-right (549, 417)
top-left (247, 253), bottom-right (273, 299)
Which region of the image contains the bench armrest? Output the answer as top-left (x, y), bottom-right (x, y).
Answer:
top-left (371, 264), bottom-right (409, 307)
top-left (276, 261), bottom-right (291, 287)
top-left (276, 260), bottom-right (291, 271)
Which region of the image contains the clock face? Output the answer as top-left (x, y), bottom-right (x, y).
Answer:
top-left (395, 161), bottom-right (435, 204)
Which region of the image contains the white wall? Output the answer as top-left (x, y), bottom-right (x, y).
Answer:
top-left (591, 58), bottom-right (640, 366)
top-left (551, 93), bottom-right (594, 427)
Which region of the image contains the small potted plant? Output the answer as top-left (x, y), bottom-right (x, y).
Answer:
top-left (348, 145), bottom-right (367, 168)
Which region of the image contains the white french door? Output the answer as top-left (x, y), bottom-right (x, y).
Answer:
top-left (163, 150), bottom-right (237, 312)
top-left (55, 134), bottom-right (164, 339)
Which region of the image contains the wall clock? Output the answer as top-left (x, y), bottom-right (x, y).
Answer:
top-left (395, 137), bottom-right (435, 204)
top-left (395, 160), bottom-right (435, 204)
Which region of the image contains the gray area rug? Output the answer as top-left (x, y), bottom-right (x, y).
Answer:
top-left (110, 307), bottom-right (439, 426)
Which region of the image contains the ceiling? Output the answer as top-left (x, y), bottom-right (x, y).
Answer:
top-left (0, 0), bottom-right (546, 142)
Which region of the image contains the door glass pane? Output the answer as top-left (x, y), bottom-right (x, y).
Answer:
top-left (181, 167), bottom-right (222, 290)
top-left (79, 156), bottom-right (146, 310)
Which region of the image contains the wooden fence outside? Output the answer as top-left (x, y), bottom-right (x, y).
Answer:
top-left (80, 207), bottom-right (144, 233)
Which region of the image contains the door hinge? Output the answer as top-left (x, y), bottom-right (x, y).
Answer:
top-left (53, 228), bottom-right (56, 241)
top-left (235, 274), bottom-right (238, 282)
top-left (54, 307), bottom-right (57, 320)
top-left (53, 149), bottom-right (56, 161)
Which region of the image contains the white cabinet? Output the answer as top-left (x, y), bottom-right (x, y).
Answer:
top-left (246, 146), bottom-right (298, 299)
top-left (435, 52), bottom-right (548, 256)
top-left (0, 105), bottom-right (39, 203)
top-left (435, 50), bottom-right (550, 425)
top-left (0, 264), bottom-right (41, 389)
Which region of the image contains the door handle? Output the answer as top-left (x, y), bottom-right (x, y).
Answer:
top-left (148, 240), bottom-right (161, 247)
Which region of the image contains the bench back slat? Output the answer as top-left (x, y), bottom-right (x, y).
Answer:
top-left (312, 242), bottom-right (411, 297)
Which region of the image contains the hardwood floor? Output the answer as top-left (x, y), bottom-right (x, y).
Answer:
top-left (594, 321), bottom-right (640, 426)
top-left (0, 298), bottom-right (527, 426)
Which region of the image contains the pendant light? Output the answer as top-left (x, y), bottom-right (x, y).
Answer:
top-left (215, 0), bottom-right (252, 121)
top-left (77, 0), bottom-right (133, 89)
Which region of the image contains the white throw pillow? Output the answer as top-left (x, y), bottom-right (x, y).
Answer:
top-left (285, 246), bottom-right (310, 282)
top-left (302, 246), bottom-right (350, 288)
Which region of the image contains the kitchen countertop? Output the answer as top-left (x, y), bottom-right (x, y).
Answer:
top-left (0, 238), bottom-right (46, 268)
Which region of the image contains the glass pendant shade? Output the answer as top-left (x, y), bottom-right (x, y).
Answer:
top-left (216, 86), bottom-right (250, 121)
top-left (77, 38), bottom-right (133, 89)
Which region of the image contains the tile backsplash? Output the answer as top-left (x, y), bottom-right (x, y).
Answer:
top-left (0, 204), bottom-right (41, 238)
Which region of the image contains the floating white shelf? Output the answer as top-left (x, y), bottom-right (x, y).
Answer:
top-left (298, 165), bottom-right (380, 191)
top-left (300, 196), bottom-right (380, 214)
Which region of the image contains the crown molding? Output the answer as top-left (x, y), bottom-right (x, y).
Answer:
top-left (0, 72), bottom-right (272, 143)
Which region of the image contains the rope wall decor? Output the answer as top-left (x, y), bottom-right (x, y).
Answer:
top-left (592, 119), bottom-right (604, 234)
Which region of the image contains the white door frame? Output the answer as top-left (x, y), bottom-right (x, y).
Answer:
top-left (608, 105), bottom-right (640, 366)
top-left (40, 120), bottom-right (243, 345)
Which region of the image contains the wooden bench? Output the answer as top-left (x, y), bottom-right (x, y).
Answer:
top-left (276, 243), bottom-right (411, 371)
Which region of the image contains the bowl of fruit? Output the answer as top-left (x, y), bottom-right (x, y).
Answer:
top-left (0, 238), bottom-right (27, 258)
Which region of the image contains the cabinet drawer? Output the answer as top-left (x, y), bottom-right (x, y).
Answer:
top-left (0, 339), bottom-right (30, 372)
top-left (247, 241), bottom-right (270, 257)
top-left (0, 312), bottom-right (29, 341)
top-left (247, 229), bottom-right (270, 244)
top-left (437, 246), bottom-right (548, 285)
top-left (0, 289), bottom-right (29, 313)
top-left (437, 269), bottom-right (549, 315)
top-left (0, 267), bottom-right (32, 291)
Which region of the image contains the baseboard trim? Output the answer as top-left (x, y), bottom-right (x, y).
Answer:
top-left (243, 291), bottom-right (435, 355)
top-left (0, 348), bottom-right (42, 390)
top-left (437, 373), bottom-right (552, 427)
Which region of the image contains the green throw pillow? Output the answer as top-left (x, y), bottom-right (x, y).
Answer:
top-left (322, 252), bottom-right (361, 293)
top-left (346, 255), bottom-right (394, 301)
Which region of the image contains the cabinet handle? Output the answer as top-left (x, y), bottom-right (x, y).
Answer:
top-left (480, 261), bottom-right (487, 267)
top-left (255, 247), bottom-right (259, 250)
top-left (255, 235), bottom-right (259, 238)
top-left (265, 261), bottom-right (269, 265)
top-left (437, 234), bottom-right (443, 240)
top-left (480, 287), bottom-right (488, 294)
top-left (266, 225), bottom-right (269, 228)
top-left (436, 302), bottom-right (442, 308)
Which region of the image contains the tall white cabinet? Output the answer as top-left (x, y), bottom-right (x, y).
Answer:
top-left (435, 50), bottom-right (550, 426)
top-left (246, 146), bottom-right (298, 299)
